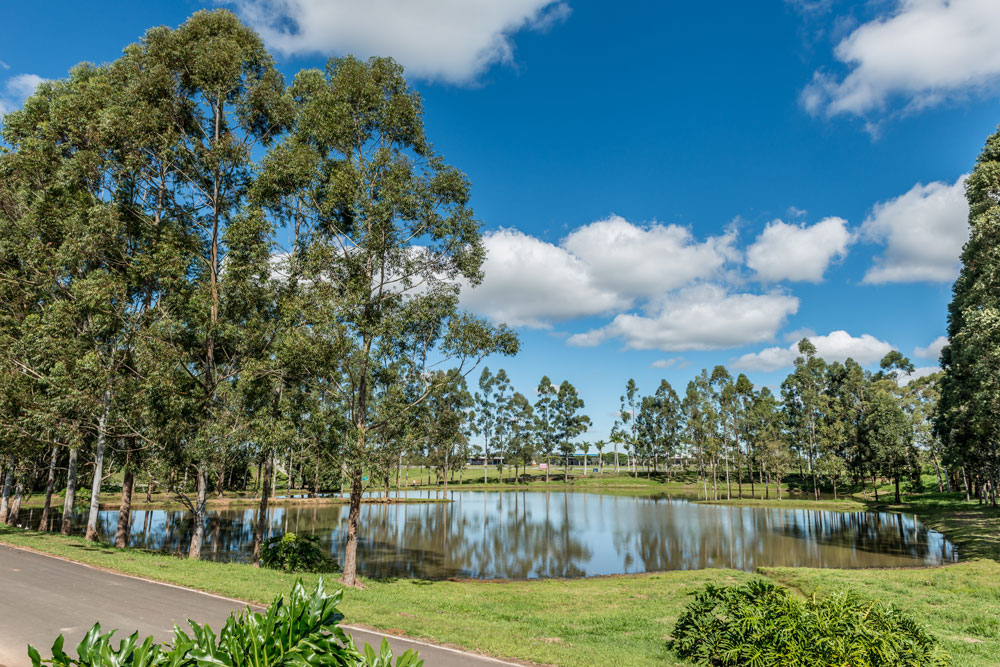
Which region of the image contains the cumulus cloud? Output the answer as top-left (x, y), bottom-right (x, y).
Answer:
top-left (914, 335), bottom-right (947, 359)
top-left (460, 217), bottom-right (736, 328)
top-left (862, 175), bottom-right (968, 283)
top-left (747, 216), bottom-right (853, 282)
top-left (227, 0), bottom-right (570, 84)
top-left (0, 73), bottom-right (45, 115)
top-left (803, 0), bottom-right (1000, 117)
top-left (561, 215), bottom-right (738, 298)
top-left (459, 228), bottom-right (627, 328)
top-left (733, 330), bottom-right (893, 372)
top-left (567, 285), bottom-right (799, 351)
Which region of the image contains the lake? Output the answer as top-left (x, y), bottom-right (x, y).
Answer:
top-left (29, 490), bottom-right (958, 579)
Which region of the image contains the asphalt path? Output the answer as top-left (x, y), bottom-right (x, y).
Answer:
top-left (0, 543), bottom-right (527, 667)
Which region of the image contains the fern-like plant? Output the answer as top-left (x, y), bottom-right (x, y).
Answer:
top-left (28, 579), bottom-right (420, 667)
top-left (670, 579), bottom-right (949, 667)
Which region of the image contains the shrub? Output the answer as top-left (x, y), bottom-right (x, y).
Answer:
top-left (670, 579), bottom-right (949, 667)
top-left (261, 532), bottom-right (338, 573)
top-left (28, 579), bottom-right (421, 667)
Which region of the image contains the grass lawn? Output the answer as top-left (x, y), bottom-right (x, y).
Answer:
top-left (4, 476), bottom-right (1000, 666)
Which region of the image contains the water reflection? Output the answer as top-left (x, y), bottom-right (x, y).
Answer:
top-left (26, 491), bottom-right (957, 579)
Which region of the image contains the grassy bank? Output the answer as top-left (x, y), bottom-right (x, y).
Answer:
top-left (0, 524), bottom-right (747, 666)
top-left (3, 486), bottom-right (1000, 666)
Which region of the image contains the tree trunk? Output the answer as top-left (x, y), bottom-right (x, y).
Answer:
top-left (443, 448), bottom-right (449, 493)
top-left (115, 469), bottom-right (134, 548)
top-left (0, 463), bottom-right (12, 524)
top-left (188, 467), bottom-right (208, 559)
top-left (252, 452), bottom-right (274, 566)
top-left (736, 443), bottom-right (743, 499)
top-left (38, 446), bottom-right (59, 531)
top-left (7, 479), bottom-right (23, 526)
top-left (545, 455), bottom-right (550, 483)
top-left (872, 474), bottom-right (879, 502)
top-left (216, 460), bottom-right (226, 498)
top-left (146, 471), bottom-right (153, 503)
top-left (341, 466), bottom-right (364, 587)
top-left (62, 449), bottom-right (78, 535)
top-left (894, 475), bottom-right (901, 504)
top-left (724, 437), bottom-right (731, 500)
top-left (931, 451), bottom-right (944, 493)
top-left (85, 397), bottom-right (111, 542)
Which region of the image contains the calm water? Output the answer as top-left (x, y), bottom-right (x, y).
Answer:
top-left (27, 491), bottom-right (957, 579)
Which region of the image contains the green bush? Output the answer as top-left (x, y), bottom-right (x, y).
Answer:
top-left (670, 579), bottom-right (949, 667)
top-left (261, 532), bottom-right (338, 573)
top-left (28, 579), bottom-right (420, 667)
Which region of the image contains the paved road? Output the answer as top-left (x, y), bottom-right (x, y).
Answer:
top-left (0, 544), bottom-right (525, 667)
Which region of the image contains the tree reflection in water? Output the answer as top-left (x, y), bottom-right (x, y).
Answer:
top-left (27, 491), bottom-right (957, 579)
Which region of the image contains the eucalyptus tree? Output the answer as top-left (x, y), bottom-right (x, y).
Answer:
top-left (618, 378), bottom-right (639, 476)
top-left (904, 372), bottom-right (946, 492)
top-left (683, 371), bottom-right (717, 499)
top-left (732, 374), bottom-right (755, 497)
top-left (746, 387), bottom-right (787, 499)
top-left (556, 381), bottom-right (590, 479)
top-left (781, 339), bottom-right (828, 501)
top-left (709, 366), bottom-right (735, 499)
top-left (534, 375), bottom-right (559, 482)
top-left (97, 10), bottom-right (294, 558)
top-left (475, 368), bottom-right (499, 483)
top-left (491, 370), bottom-right (513, 482)
top-left (637, 379), bottom-right (681, 479)
top-left (506, 391), bottom-right (535, 482)
top-left (422, 369), bottom-right (473, 491)
top-left (273, 55), bottom-right (517, 585)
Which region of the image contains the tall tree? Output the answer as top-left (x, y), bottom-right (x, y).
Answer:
top-left (534, 376), bottom-right (558, 483)
top-left (618, 379), bottom-right (639, 476)
top-left (277, 56), bottom-right (517, 586)
top-left (556, 381), bottom-right (590, 480)
top-left (781, 340), bottom-right (828, 501)
top-left (938, 127), bottom-right (1000, 506)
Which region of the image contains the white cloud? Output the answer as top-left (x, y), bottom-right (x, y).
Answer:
top-left (913, 335), bottom-right (947, 359)
top-left (228, 0), bottom-right (570, 84)
top-left (804, 0), bottom-right (1000, 117)
top-left (460, 217), bottom-right (736, 329)
top-left (0, 73), bottom-right (45, 115)
top-left (459, 228), bottom-right (627, 328)
top-left (560, 215), bottom-right (737, 298)
top-left (0, 61), bottom-right (10, 71)
top-left (567, 285), bottom-right (799, 351)
top-left (733, 330), bottom-right (893, 372)
top-left (747, 216), bottom-right (853, 282)
top-left (862, 175), bottom-right (968, 283)
top-left (650, 357), bottom-right (691, 370)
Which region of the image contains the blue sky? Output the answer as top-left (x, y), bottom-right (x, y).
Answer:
top-left (2, 0), bottom-right (996, 440)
